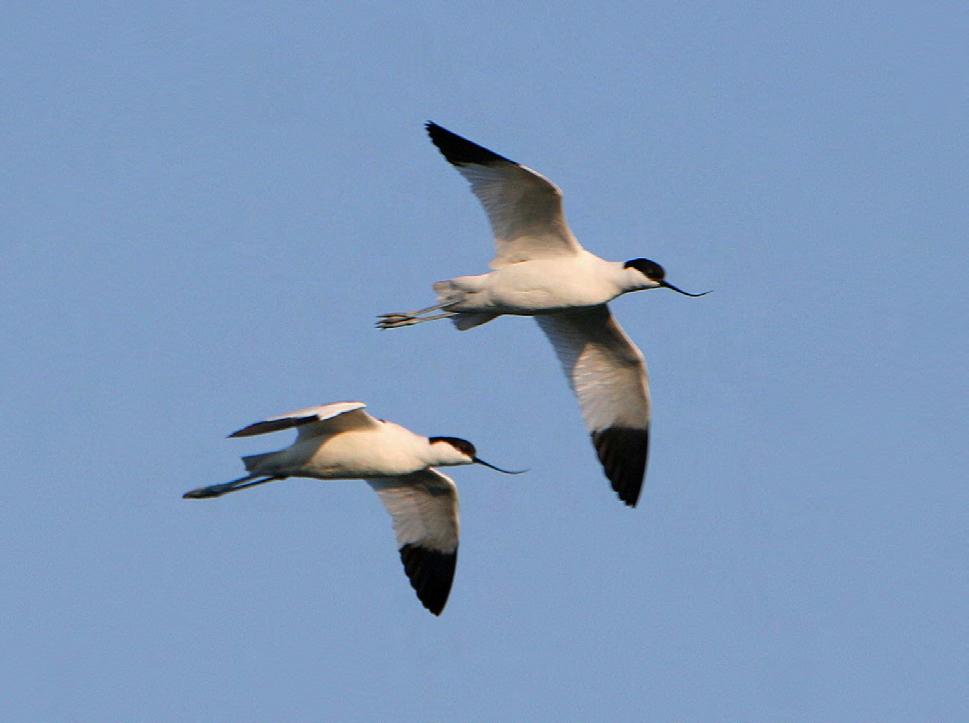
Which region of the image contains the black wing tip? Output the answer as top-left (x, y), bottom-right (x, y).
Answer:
top-left (591, 427), bottom-right (650, 507)
top-left (399, 543), bottom-right (457, 616)
top-left (227, 415), bottom-right (317, 438)
top-left (425, 121), bottom-right (513, 166)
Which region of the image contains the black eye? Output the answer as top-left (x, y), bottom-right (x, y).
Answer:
top-left (624, 258), bottom-right (666, 281)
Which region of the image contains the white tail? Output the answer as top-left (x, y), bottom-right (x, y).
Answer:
top-left (242, 452), bottom-right (275, 472)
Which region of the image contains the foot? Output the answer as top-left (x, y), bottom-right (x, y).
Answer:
top-left (377, 313), bottom-right (420, 329)
top-left (183, 483), bottom-right (233, 499)
top-left (376, 311), bottom-right (456, 329)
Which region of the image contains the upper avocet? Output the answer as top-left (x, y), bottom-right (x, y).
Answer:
top-left (183, 401), bottom-right (521, 615)
top-left (379, 123), bottom-right (707, 508)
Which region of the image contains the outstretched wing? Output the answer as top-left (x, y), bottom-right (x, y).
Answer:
top-left (426, 122), bottom-right (584, 267)
top-left (228, 401), bottom-right (379, 440)
top-left (535, 306), bottom-right (651, 507)
top-left (367, 469), bottom-right (460, 616)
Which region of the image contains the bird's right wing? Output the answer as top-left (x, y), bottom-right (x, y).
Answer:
top-left (535, 306), bottom-right (651, 507)
top-left (367, 469), bottom-right (460, 616)
top-left (228, 401), bottom-right (379, 439)
top-left (426, 122), bottom-right (584, 267)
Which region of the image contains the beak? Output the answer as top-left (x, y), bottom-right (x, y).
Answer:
top-left (660, 280), bottom-right (711, 297)
top-left (473, 457), bottom-right (528, 475)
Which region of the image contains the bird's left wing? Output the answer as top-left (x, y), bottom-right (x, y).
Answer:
top-left (367, 469), bottom-right (460, 616)
top-left (535, 306), bottom-right (651, 507)
top-left (228, 401), bottom-right (379, 439)
top-left (426, 122), bottom-right (584, 267)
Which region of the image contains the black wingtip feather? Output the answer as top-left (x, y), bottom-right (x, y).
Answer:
top-left (425, 122), bottom-right (515, 166)
top-left (228, 415), bottom-right (318, 438)
top-left (591, 427), bottom-right (650, 507)
top-left (399, 543), bottom-right (457, 616)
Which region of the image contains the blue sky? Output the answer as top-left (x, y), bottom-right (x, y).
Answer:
top-left (2, 2), bottom-right (967, 720)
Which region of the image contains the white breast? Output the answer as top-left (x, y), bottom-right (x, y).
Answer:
top-left (288, 423), bottom-right (429, 479)
top-left (483, 254), bottom-right (621, 314)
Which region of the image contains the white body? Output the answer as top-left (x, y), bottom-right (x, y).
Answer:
top-left (246, 418), bottom-right (446, 479)
top-left (437, 253), bottom-right (654, 315)
top-left (184, 402), bottom-right (471, 616)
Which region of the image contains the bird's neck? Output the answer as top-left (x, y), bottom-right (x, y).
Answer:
top-left (609, 262), bottom-right (652, 294)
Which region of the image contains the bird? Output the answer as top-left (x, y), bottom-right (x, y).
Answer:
top-left (378, 123), bottom-right (707, 508)
top-left (183, 401), bottom-right (522, 615)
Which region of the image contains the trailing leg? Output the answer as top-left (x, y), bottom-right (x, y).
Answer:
top-left (182, 474), bottom-right (283, 499)
top-left (376, 310), bottom-right (456, 329)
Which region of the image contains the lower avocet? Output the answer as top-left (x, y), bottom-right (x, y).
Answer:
top-left (183, 401), bottom-right (521, 615)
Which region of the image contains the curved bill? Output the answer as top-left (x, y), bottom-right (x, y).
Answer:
top-left (660, 280), bottom-right (711, 297)
top-left (474, 457), bottom-right (528, 475)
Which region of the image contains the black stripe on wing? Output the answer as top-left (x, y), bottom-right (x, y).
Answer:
top-left (591, 427), bottom-right (650, 507)
top-left (399, 543), bottom-right (457, 616)
top-left (426, 122), bottom-right (515, 167)
top-left (228, 416), bottom-right (319, 438)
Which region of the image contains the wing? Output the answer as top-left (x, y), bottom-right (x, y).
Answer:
top-left (367, 469), bottom-right (460, 616)
top-left (228, 401), bottom-right (379, 439)
top-left (535, 306), bottom-right (651, 507)
top-left (426, 122), bottom-right (584, 267)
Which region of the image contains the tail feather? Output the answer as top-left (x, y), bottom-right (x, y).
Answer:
top-left (433, 280), bottom-right (496, 330)
top-left (242, 452), bottom-right (275, 473)
top-left (433, 279), bottom-right (460, 303)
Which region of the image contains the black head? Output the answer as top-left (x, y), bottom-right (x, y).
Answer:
top-left (428, 436), bottom-right (477, 458)
top-left (624, 258), bottom-right (666, 282)
top-left (428, 436), bottom-right (527, 474)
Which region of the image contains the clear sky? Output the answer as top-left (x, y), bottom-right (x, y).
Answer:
top-left (2, 2), bottom-right (967, 720)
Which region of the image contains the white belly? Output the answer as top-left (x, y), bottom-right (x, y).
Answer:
top-left (264, 425), bottom-right (428, 480)
top-left (450, 256), bottom-right (619, 314)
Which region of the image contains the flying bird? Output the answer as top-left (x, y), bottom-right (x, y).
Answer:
top-left (379, 123), bottom-right (707, 508)
top-left (183, 401), bottom-right (521, 615)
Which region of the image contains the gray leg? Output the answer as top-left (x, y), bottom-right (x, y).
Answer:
top-left (183, 475), bottom-right (283, 499)
top-left (391, 301), bottom-right (450, 317)
top-left (376, 311), bottom-right (456, 329)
